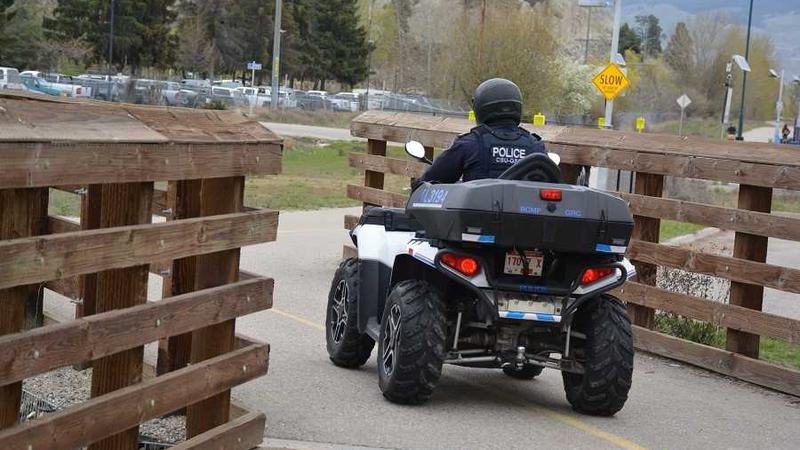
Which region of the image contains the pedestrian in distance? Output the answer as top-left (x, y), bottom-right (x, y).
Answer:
top-left (782, 124), bottom-right (791, 143)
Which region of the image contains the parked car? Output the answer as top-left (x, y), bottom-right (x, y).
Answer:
top-left (295, 90), bottom-right (331, 111)
top-left (19, 74), bottom-right (62, 96)
top-left (236, 86), bottom-right (271, 108)
top-left (162, 81), bottom-right (199, 107)
top-left (330, 92), bottom-right (360, 112)
top-left (213, 79), bottom-right (243, 89)
top-left (206, 86), bottom-right (248, 108)
top-left (181, 79), bottom-right (212, 95)
top-left (0, 67), bottom-right (25, 90)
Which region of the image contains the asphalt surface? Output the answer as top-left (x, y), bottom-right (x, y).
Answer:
top-left (230, 207), bottom-right (800, 450)
top-left (261, 122), bottom-right (356, 141)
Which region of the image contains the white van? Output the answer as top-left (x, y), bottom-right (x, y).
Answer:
top-left (0, 67), bottom-right (25, 90)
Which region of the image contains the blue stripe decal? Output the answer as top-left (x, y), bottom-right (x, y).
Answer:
top-left (478, 235), bottom-right (496, 243)
top-left (534, 313), bottom-right (558, 322)
top-left (414, 254), bottom-right (435, 267)
top-left (505, 311), bottom-right (525, 319)
top-left (519, 284), bottom-right (549, 294)
top-left (595, 243), bottom-right (612, 253)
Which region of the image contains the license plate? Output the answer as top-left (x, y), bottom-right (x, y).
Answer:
top-left (504, 251), bottom-right (543, 276)
top-left (496, 293), bottom-right (558, 315)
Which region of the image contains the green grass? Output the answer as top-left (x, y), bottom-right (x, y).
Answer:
top-left (655, 313), bottom-right (800, 370)
top-left (650, 118), bottom-right (760, 139)
top-left (245, 138), bottom-right (410, 210)
top-left (49, 188), bottom-right (81, 217)
top-left (659, 220), bottom-right (705, 241)
top-left (255, 109), bottom-right (359, 129)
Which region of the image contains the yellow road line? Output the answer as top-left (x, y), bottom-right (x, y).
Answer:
top-left (268, 307), bottom-right (647, 450)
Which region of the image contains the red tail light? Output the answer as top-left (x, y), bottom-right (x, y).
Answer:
top-left (540, 189), bottom-right (562, 202)
top-left (581, 268), bottom-right (615, 285)
top-left (441, 253), bottom-right (481, 277)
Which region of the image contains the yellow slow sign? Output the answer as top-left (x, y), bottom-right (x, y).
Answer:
top-left (592, 63), bottom-right (630, 101)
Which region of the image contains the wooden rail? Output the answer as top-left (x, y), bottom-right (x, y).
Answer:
top-left (345, 110), bottom-right (800, 397)
top-left (0, 93), bottom-right (281, 449)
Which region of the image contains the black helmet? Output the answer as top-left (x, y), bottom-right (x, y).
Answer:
top-left (472, 78), bottom-right (523, 125)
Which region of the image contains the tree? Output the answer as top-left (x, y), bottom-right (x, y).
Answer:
top-left (49, 0), bottom-right (177, 73)
top-left (619, 23), bottom-right (641, 55)
top-left (634, 14), bottom-right (662, 58)
top-left (664, 22), bottom-right (693, 85)
top-left (0, 0), bottom-right (45, 70)
top-left (315, 0), bottom-right (371, 88)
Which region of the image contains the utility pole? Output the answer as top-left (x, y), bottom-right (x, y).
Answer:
top-left (735, 0), bottom-right (754, 141)
top-left (603, 0), bottom-right (622, 129)
top-left (477, 0), bottom-right (486, 70)
top-left (270, 0), bottom-right (283, 110)
top-left (583, 8), bottom-right (592, 64)
top-left (107, 0), bottom-right (115, 101)
top-left (771, 69), bottom-right (785, 144)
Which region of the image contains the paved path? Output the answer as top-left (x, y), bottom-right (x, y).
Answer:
top-left (261, 122), bottom-right (356, 141)
top-left (229, 208), bottom-right (800, 450)
top-left (743, 125), bottom-right (778, 143)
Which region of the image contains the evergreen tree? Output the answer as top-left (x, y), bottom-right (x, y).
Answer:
top-left (0, 0), bottom-right (45, 70)
top-left (664, 22), bottom-right (693, 84)
top-left (634, 14), bottom-right (662, 58)
top-left (316, 0), bottom-right (371, 88)
top-left (48, 0), bottom-right (176, 72)
top-left (619, 23), bottom-right (641, 55)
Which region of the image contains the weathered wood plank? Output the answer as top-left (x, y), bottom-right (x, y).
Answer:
top-left (633, 326), bottom-right (800, 397)
top-left (346, 185), bottom-right (407, 209)
top-left (349, 152), bottom-right (426, 178)
top-left (344, 214), bottom-right (359, 231)
top-left (627, 240), bottom-right (800, 294)
top-left (0, 278), bottom-right (272, 386)
top-left (351, 111), bottom-right (800, 169)
top-left (617, 192), bottom-right (800, 242)
top-left (47, 216), bottom-right (79, 234)
top-left (186, 177), bottom-right (245, 438)
top-left (726, 185), bottom-right (773, 358)
top-left (0, 209), bottom-right (278, 290)
top-left (170, 412), bottom-right (265, 450)
top-left (0, 142), bottom-right (282, 189)
top-left (615, 282), bottom-right (800, 344)
top-left (0, 188), bottom-right (49, 429)
top-left (0, 344), bottom-right (269, 450)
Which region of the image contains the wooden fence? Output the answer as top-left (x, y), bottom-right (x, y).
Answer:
top-left (344, 110), bottom-right (800, 397)
top-left (0, 92), bottom-right (282, 450)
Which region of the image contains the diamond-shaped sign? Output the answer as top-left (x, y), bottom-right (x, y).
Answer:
top-left (592, 63), bottom-right (630, 101)
top-left (676, 94), bottom-right (692, 109)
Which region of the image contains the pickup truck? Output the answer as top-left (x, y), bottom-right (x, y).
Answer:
top-left (0, 67), bottom-right (25, 90)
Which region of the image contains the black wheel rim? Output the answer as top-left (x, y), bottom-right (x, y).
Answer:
top-left (330, 280), bottom-right (349, 344)
top-left (381, 304), bottom-right (402, 376)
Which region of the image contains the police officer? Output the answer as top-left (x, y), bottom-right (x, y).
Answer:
top-left (413, 78), bottom-right (545, 189)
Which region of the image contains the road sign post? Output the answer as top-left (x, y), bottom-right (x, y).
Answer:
top-left (676, 94), bottom-right (692, 136)
top-left (635, 117), bottom-right (646, 133)
top-left (247, 61), bottom-right (262, 87)
top-left (533, 113), bottom-right (545, 126)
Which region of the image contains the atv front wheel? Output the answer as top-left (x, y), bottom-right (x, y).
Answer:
top-left (378, 280), bottom-right (447, 404)
top-left (503, 364), bottom-right (544, 380)
top-left (325, 258), bottom-right (374, 368)
top-left (562, 295), bottom-right (633, 416)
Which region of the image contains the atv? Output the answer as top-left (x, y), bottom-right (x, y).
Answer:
top-left (325, 141), bottom-right (636, 416)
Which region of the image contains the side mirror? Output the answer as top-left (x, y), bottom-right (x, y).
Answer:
top-left (405, 140), bottom-right (427, 160)
top-left (547, 152), bottom-right (561, 166)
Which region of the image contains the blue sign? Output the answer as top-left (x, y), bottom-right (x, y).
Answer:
top-left (247, 61), bottom-right (263, 70)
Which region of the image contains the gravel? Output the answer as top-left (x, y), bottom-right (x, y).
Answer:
top-left (22, 366), bottom-right (185, 445)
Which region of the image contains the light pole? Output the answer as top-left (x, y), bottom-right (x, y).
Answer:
top-left (604, 0), bottom-right (622, 129)
top-left (735, 0), bottom-right (755, 140)
top-left (577, 1), bottom-right (612, 64)
top-left (720, 54), bottom-right (750, 140)
top-left (793, 76), bottom-right (800, 143)
top-left (769, 69), bottom-right (784, 143)
top-left (270, 0), bottom-right (283, 110)
top-left (107, 0), bottom-right (115, 101)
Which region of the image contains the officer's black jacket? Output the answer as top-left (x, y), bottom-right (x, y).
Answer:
top-left (413, 121), bottom-right (545, 189)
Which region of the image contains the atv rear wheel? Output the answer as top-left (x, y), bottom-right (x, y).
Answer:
top-left (325, 258), bottom-right (374, 368)
top-left (503, 364), bottom-right (544, 380)
top-left (562, 295), bottom-right (633, 416)
top-left (378, 280), bottom-right (447, 404)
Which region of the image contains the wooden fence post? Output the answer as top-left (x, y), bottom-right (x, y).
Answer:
top-left (726, 185), bottom-right (772, 358)
top-left (364, 139), bottom-right (387, 207)
top-left (157, 180), bottom-right (201, 376)
top-left (89, 182), bottom-right (154, 450)
top-left (628, 173), bottom-right (664, 329)
top-left (185, 177), bottom-right (245, 438)
top-left (0, 188), bottom-right (48, 429)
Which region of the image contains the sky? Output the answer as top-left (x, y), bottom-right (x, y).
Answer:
top-left (622, 0), bottom-right (800, 78)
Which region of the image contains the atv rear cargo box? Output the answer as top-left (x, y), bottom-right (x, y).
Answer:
top-left (407, 180), bottom-right (633, 254)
